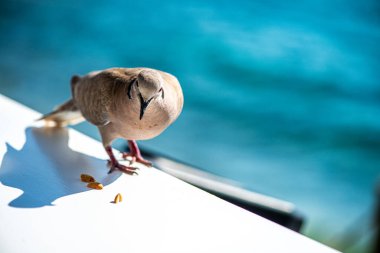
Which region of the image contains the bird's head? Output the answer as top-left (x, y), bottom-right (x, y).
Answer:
top-left (128, 70), bottom-right (165, 120)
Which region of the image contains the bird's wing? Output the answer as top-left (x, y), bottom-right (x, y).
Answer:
top-left (73, 71), bottom-right (114, 126)
top-left (74, 68), bottom-right (143, 126)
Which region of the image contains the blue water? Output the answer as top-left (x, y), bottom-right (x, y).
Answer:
top-left (1, 0), bottom-right (380, 251)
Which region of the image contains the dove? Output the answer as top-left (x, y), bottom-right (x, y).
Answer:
top-left (40, 67), bottom-right (184, 174)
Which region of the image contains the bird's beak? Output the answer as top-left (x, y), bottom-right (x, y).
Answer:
top-left (139, 94), bottom-right (152, 120)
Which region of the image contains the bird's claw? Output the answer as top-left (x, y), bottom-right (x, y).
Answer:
top-left (107, 161), bottom-right (138, 175)
top-left (121, 152), bottom-right (153, 167)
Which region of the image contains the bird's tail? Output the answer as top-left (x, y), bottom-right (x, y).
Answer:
top-left (37, 99), bottom-right (84, 127)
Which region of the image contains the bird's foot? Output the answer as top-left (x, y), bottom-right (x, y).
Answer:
top-left (121, 152), bottom-right (153, 167)
top-left (107, 161), bottom-right (138, 175)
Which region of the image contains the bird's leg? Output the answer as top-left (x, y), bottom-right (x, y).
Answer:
top-left (105, 145), bottom-right (138, 175)
top-left (122, 140), bottom-right (153, 167)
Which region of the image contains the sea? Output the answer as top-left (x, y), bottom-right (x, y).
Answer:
top-left (1, 0), bottom-right (379, 252)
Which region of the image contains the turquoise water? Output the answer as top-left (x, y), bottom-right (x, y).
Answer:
top-left (1, 0), bottom-right (379, 251)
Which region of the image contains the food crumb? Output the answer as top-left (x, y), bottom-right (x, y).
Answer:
top-left (81, 174), bottom-right (95, 183)
top-left (87, 182), bottom-right (103, 190)
top-left (113, 193), bottom-right (123, 203)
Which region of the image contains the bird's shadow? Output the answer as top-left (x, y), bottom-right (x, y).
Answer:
top-left (0, 127), bottom-right (121, 208)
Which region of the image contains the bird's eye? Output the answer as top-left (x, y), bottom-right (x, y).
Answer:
top-left (159, 87), bottom-right (164, 99)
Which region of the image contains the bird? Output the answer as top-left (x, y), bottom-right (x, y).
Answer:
top-left (39, 67), bottom-right (184, 174)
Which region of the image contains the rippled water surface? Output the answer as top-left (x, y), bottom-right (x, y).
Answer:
top-left (1, 1), bottom-right (379, 251)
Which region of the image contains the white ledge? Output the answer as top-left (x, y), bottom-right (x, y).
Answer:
top-left (0, 94), bottom-right (339, 253)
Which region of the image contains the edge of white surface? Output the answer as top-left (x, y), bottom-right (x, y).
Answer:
top-left (156, 156), bottom-right (296, 213)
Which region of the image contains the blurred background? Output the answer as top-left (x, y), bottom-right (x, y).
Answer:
top-left (0, 0), bottom-right (379, 252)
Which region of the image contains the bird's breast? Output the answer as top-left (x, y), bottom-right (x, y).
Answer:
top-left (110, 99), bottom-right (173, 140)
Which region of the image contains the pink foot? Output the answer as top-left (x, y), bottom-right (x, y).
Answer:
top-left (108, 161), bottom-right (138, 175)
top-left (105, 146), bottom-right (138, 175)
top-left (122, 140), bottom-right (153, 167)
top-left (122, 152), bottom-right (152, 167)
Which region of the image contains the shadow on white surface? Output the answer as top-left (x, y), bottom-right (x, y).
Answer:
top-left (0, 127), bottom-right (120, 208)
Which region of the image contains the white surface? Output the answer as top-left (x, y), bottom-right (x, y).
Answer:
top-left (0, 94), bottom-right (339, 253)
